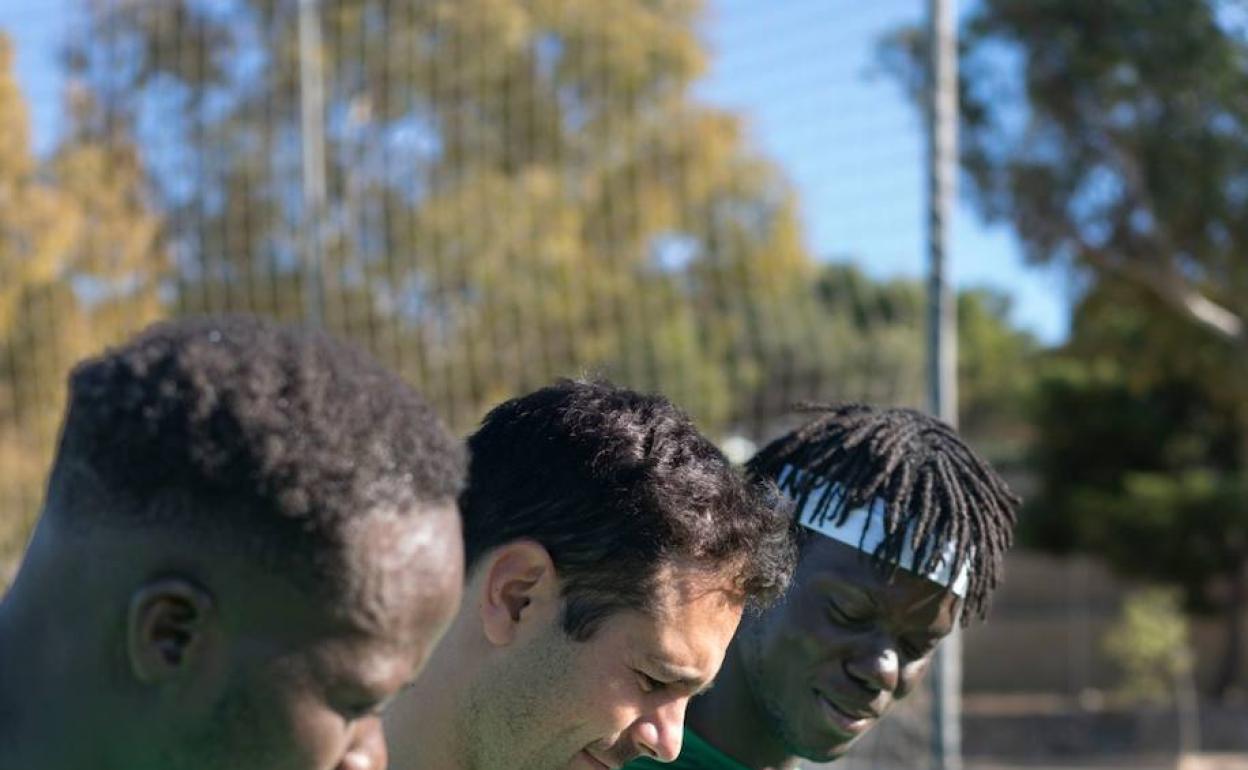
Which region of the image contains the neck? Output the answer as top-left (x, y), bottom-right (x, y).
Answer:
top-left (686, 640), bottom-right (802, 770)
top-left (0, 548), bottom-right (116, 770)
top-left (387, 623), bottom-right (475, 770)
top-left (0, 592), bottom-right (22, 751)
top-left (0, 569), bottom-right (76, 769)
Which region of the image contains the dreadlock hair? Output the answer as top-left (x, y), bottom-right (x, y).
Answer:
top-left (746, 403), bottom-right (1019, 623)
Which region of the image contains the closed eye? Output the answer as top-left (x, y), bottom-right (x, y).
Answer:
top-left (827, 598), bottom-right (871, 626)
top-left (339, 701), bottom-right (383, 721)
top-left (336, 690), bottom-right (397, 721)
top-left (636, 670), bottom-right (667, 694)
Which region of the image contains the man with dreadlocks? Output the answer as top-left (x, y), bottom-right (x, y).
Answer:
top-left (625, 403), bottom-right (1019, 770)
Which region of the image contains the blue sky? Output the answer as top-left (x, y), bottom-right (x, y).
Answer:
top-left (0, 0), bottom-right (1070, 344)
top-left (696, 0), bottom-right (1071, 344)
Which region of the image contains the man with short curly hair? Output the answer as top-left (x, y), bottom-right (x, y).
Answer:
top-left (388, 380), bottom-right (798, 770)
top-left (0, 316), bottom-right (466, 770)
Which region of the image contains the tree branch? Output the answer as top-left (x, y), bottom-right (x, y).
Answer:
top-left (1078, 244), bottom-right (1246, 346)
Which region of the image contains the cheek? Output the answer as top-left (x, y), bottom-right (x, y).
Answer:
top-left (769, 606), bottom-right (848, 671)
top-left (560, 647), bottom-right (646, 743)
top-left (197, 675), bottom-right (346, 770)
top-left (239, 660), bottom-right (353, 770)
top-left (582, 659), bottom-right (640, 725)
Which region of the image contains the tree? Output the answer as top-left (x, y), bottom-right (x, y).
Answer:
top-left (1027, 282), bottom-right (1248, 697)
top-left (884, 0), bottom-right (1248, 348)
top-left (0, 32), bottom-right (166, 566)
top-left (62, 0), bottom-right (1045, 450)
top-left (881, 0), bottom-right (1248, 697)
top-left (811, 263), bottom-right (1037, 442)
top-left (67, 0), bottom-right (827, 433)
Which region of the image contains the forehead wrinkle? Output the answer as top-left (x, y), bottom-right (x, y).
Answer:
top-left (633, 568), bottom-right (742, 686)
top-left (644, 656), bottom-right (704, 682)
top-left (640, 625), bottom-right (711, 678)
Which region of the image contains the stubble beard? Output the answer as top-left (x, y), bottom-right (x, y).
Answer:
top-left (464, 626), bottom-right (581, 770)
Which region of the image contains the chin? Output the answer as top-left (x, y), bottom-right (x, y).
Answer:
top-left (795, 742), bottom-right (854, 765)
top-left (789, 725), bottom-right (858, 764)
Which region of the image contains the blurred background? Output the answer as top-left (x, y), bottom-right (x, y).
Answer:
top-left (1, 1), bottom-right (1246, 768)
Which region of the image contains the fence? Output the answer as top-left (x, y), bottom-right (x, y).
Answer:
top-left (0, 1), bottom-right (936, 766)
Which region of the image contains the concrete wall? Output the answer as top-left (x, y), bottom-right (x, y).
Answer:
top-left (964, 550), bottom-right (1248, 695)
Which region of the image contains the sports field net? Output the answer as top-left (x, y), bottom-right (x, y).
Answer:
top-left (0, 2), bottom-right (935, 766)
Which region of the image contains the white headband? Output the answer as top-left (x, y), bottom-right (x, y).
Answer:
top-left (780, 465), bottom-right (972, 597)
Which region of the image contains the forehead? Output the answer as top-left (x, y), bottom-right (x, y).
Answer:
top-left (795, 537), bottom-right (959, 628)
top-left (598, 566), bottom-right (745, 677)
top-left (335, 501), bottom-right (465, 644)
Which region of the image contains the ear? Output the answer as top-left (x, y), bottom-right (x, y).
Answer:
top-left (126, 577), bottom-right (216, 685)
top-left (477, 541), bottom-right (560, 647)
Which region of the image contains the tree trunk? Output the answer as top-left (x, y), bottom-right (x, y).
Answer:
top-left (1213, 561), bottom-right (1246, 700)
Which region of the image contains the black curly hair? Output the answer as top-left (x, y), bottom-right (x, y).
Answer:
top-left (462, 379), bottom-right (797, 641)
top-left (45, 314), bottom-right (465, 596)
top-left (748, 403), bottom-right (1019, 623)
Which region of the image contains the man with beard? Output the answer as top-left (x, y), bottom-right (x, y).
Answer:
top-left (386, 380), bottom-right (798, 770)
top-left (0, 316), bottom-right (466, 770)
top-left (626, 403), bottom-right (1020, 769)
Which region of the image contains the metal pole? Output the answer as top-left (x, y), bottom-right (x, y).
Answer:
top-left (298, 0), bottom-right (327, 325)
top-left (927, 0), bottom-right (961, 768)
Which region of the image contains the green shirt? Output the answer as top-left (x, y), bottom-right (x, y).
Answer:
top-left (625, 728), bottom-right (751, 770)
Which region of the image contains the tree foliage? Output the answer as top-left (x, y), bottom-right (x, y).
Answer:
top-left (1027, 282), bottom-right (1248, 694)
top-left (68, 0), bottom-right (1045, 439)
top-left (67, 0), bottom-right (832, 431)
top-left (0, 32), bottom-right (167, 563)
top-left (886, 0), bottom-right (1248, 345)
top-left (882, 0), bottom-right (1248, 696)
top-left (0, 1), bottom-right (1047, 576)
top-left (1104, 587), bottom-right (1195, 706)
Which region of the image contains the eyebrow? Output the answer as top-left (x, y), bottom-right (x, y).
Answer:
top-left (645, 658), bottom-right (716, 695)
top-left (829, 577), bottom-right (956, 632)
top-left (898, 589), bottom-right (951, 614)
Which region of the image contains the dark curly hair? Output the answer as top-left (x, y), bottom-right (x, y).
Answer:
top-left (462, 379), bottom-right (797, 641)
top-left (45, 315), bottom-right (465, 596)
top-left (748, 403), bottom-right (1019, 624)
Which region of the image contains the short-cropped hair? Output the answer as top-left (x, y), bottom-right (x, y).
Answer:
top-left (47, 315), bottom-right (464, 596)
top-left (462, 379), bottom-right (796, 641)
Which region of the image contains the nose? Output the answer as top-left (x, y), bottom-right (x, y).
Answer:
top-left (844, 639), bottom-right (900, 695)
top-left (632, 699), bottom-right (688, 763)
top-left (336, 716), bottom-right (388, 770)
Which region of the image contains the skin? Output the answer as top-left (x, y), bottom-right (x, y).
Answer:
top-left (686, 537), bottom-right (960, 770)
top-left (0, 496), bottom-right (463, 770)
top-left (386, 541), bottom-right (745, 770)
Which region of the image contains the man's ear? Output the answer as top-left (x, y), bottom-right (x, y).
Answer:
top-left (126, 577), bottom-right (216, 684)
top-left (478, 541), bottom-right (560, 647)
